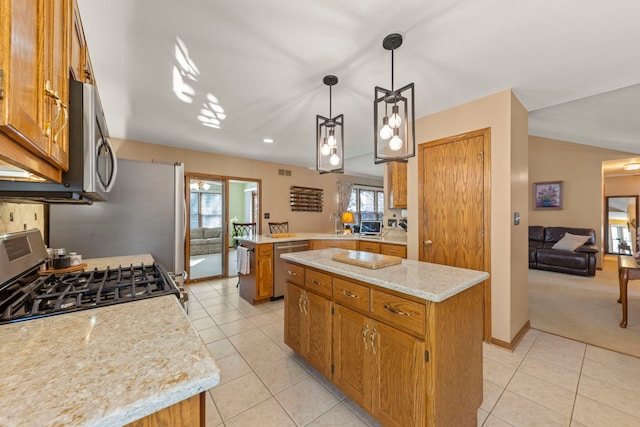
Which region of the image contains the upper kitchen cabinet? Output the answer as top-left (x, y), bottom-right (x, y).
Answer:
top-left (0, 0), bottom-right (71, 182)
top-left (69, 0), bottom-right (94, 85)
top-left (388, 161), bottom-right (407, 209)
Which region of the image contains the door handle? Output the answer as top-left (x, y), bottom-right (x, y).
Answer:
top-left (423, 240), bottom-right (433, 247)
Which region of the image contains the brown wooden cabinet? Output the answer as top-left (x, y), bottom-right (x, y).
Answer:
top-left (238, 242), bottom-right (273, 304)
top-left (284, 282), bottom-right (332, 377)
top-left (358, 240), bottom-right (407, 259)
top-left (0, 0), bottom-right (71, 182)
top-left (388, 161), bottom-right (407, 209)
top-left (311, 239), bottom-right (357, 250)
top-left (358, 240), bottom-right (380, 253)
top-left (284, 263), bottom-right (484, 426)
top-left (70, 0), bottom-right (94, 84)
top-left (379, 242), bottom-right (407, 258)
top-left (125, 392), bottom-right (205, 427)
top-left (333, 305), bottom-right (425, 427)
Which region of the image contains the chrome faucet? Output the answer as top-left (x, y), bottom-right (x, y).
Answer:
top-left (329, 212), bottom-right (341, 234)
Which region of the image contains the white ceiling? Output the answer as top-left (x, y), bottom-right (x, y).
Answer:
top-left (76, 0), bottom-right (640, 179)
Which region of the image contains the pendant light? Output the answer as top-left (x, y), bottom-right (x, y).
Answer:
top-left (374, 33), bottom-right (415, 164)
top-left (316, 75), bottom-right (344, 174)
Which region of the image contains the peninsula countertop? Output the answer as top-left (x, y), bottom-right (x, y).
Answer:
top-left (235, 232), bottom-right (407, 245)
top-left (281, 248), bottom-right (489, 302)
top-left (0, 258), bottom-right (220, 427)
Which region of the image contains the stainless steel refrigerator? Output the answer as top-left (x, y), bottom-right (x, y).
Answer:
top-left (49, 159), bottom-right (185, 275)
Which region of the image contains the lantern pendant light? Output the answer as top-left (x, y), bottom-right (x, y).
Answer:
top-left (316, 75), bottom-right (344, 173)
top-left (374, 33), bottom-right (415, 164)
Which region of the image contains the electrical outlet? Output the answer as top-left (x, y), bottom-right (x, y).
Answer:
top-left (514, 212), bottom-right (520, 225)
top-left (9, 212), bottom-right (14, 222)
top-left (23, 224), bottom-right (27, 230)
top-left (264, 213), bottom-right (270, 219)
top-left (34, 213), bottom-right (37, 220)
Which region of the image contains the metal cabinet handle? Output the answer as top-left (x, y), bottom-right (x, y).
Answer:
top-left (370, 327), bottom-right (377, 355)
top-left (383, 304), bottom-right (409, 316)
top-left (362, 324), bottom-right (369, 350)
top-left (311, 279), bottom-right (323, 286)
top-left (287, 270), bottom-right (298, 276)
top-left (303, 296), bottom-right (308, 315)
top-left (44, 81), bottom-right (62, 137)
top-left (341, 290), bottom-right (359, 299)
top-left (298, 294), bottom-right (303, 313)
top-left (423, 240), bottom-right (433, 247)
top-left (53, 101), bottom-right (68, 143)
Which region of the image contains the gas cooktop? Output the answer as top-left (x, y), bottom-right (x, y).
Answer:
top-left (0, 229), bottom-right (181, 324)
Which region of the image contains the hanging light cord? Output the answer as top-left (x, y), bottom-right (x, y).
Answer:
top-left (328, 83), bottom-right (332, 118)
top-left (390, 48), bottom-right (395, 92)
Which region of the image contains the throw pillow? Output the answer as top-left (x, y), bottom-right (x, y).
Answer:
top-left (552, 233), bottom-right (591, 251)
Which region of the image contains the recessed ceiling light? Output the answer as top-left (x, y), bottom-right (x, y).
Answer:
top-left (263, 138), bottom-right (274, 144)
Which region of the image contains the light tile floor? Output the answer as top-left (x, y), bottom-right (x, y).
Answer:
top-left (186, 278), bottom-right (640, 427)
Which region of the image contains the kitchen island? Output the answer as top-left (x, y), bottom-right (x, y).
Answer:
top-left (281, 248), bottom-right (489, 427)
top-left (0, 256), bottom-right (220, 427)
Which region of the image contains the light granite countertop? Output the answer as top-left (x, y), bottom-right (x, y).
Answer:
top-left (281, 248), bottom-right (489, 302)
top-left (0, 258), bottom-right (220, 427)
top-left (236, 232), bottom-right (407, 245)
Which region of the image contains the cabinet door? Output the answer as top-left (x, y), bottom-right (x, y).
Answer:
top-left (284, 283), bottom-right (304, 355)
top-left (304, 291), bottom-right (332, 377)
top-left (255, 255), bottom-right (273, 300)
top-left (332, 304), bottom-right (372, 410)
top-left (43, 0), bottom-right (70, 170)
top-left (371, 321), bottom-right (425, 427)
top-left (70, 0), bottom-right (85, 81)
top-left (389, 161), bottom-right (407, 209)
top-left (0, 0), bottom-right (48, 155)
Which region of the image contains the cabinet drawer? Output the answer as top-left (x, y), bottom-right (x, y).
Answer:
top-left (358, 241), bottom-right (380, 253)
top-left (305, 269), bottom-right (332, 297)
top-left (285, 262), bottom-right (305, 286)
top-left (312, 240), bottom-right (358, 250)
top-left (379, 243), bottom-right (407, 258)
top-left (371, 290), bottom-right (425, 336)
top-left (256, 244), bottom-right (273, 257)
top-left (333, 278), bottom-right (370, 312)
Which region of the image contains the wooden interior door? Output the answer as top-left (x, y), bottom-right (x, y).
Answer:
top-left (418, 128), bottom-right (491, 339)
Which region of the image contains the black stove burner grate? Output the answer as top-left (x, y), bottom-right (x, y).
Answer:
top-left (0, 263), bottom-right (179, 324)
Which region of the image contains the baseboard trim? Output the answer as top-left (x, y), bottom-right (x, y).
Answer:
top-left (491, 321), bottom-right (531, 352)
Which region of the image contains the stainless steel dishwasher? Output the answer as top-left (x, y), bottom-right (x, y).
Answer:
top-left (273, 240), bottom-right (309, 299)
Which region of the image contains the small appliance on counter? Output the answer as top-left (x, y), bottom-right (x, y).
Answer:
top-left (0, 229), bottom-right (182, 324)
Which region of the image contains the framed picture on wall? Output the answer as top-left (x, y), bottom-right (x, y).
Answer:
top-left (533, 181), bottom-right (563, 210)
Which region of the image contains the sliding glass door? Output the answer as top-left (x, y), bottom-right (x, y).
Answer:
top-left (185, 174), bottom-right (261, 283)
top-left (187, 176), bottom-right (226, 281)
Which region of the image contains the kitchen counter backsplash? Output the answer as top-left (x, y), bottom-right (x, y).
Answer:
top-left (0, 202), bottom-right (45, 235)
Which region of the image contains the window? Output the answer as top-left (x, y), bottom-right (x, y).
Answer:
top-left (190, 191), bottom-right (222, 228)
top-left (347, 186), bottom-right (384, 224)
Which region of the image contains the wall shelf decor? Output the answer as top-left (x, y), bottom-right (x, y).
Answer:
top-left (290, 186), bottom-right (323, 212)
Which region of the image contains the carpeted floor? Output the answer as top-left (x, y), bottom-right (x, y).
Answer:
top-left (529, 257), bottom-right (640, 358)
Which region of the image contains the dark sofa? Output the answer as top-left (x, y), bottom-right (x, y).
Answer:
top-left (529, 226), bottom-right (599, 276)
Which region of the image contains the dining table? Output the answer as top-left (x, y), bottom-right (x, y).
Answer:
top-left (617, 254), bottom-right (640, 328)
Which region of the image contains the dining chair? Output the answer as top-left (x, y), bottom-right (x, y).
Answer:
top-left (268, 222), bottom-right (289, 233)
top-left (233, 222), bottom-right (256, 239)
